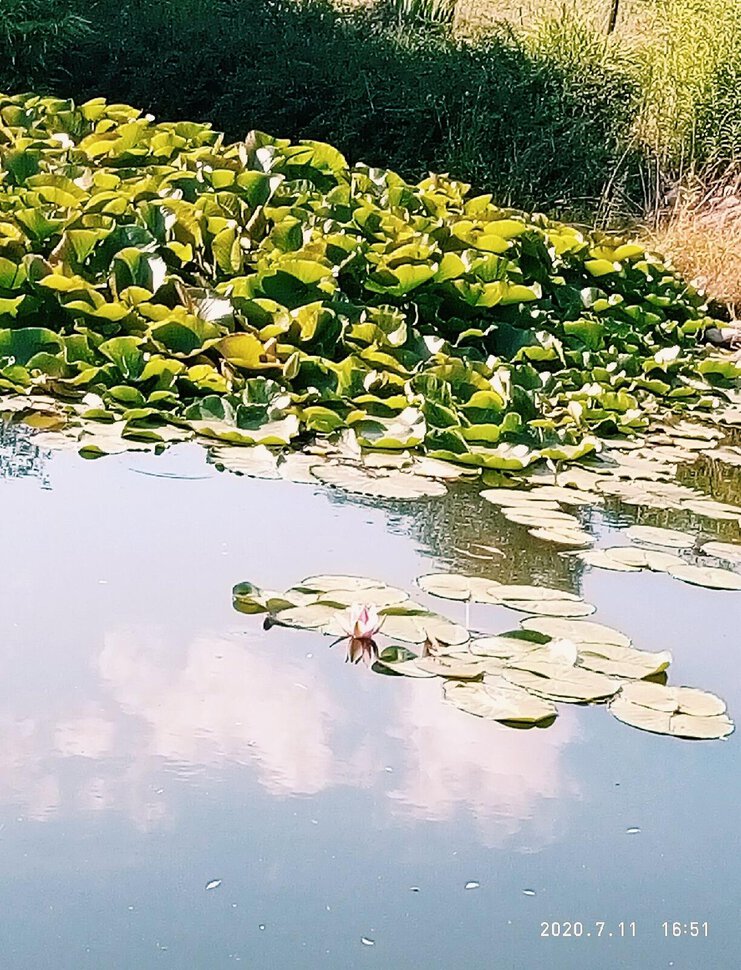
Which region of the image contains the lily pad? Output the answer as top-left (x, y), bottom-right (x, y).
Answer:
top-left (666, 563), bottom-right (741, 591)
top-left (503, 665), bottom-right (621, 702)
top-left (577, 549), bottom-right (643, 572)
top-left (521, 617), bottom-right (632, 647)
top-left (609, 682), bottom-right (734, 739)
top-left (317, 586), bottom-right (409, 608)
top-left (415, 656), bottom-right (487, 679)
top-left (416, 573), bottom-right (502, 604)
top-left (312, 463), bottom-right (446, 500)
top-left (300, 574), bottom-right (385, 593)
top-left (701, 540), bottom-right (741, 564)
top-left (577, 643), bottom-right (673, 679)
top-left (527, 527), bottom-right (594, 547)
top-left (625, 525), bottom-right (695, 549)
top-left (499, 599), bottom-right (596, 617)
top-left (502, 507), bottom-right (581, 528)
top-left (531, 485), bottom-right (601, 506)
top-left (493, 584), bottom-right (581, 602)
top-left (443, 678), bottom-right (557, 724)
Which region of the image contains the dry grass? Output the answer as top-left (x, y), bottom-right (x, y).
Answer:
top-left (647, 173), bottom-right (741, 315)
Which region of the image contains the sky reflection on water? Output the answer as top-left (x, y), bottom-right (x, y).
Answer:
top-left (0, 429), bottom-right (738, 969)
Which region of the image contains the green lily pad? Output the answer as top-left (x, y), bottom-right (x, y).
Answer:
top-left (374, 656), bottom-right (436, 678)
top-left (274, 602), bottom-right (344, 631)
top-left (577, 643), bottom-right (673, 679)
top-left (317, 586), bottom-right (409, 608)
top-left (443, 678), bottom-right (557, 724)
top-left (521, 617), bottom-right (632, 647)
top-left (609, 682), bottom-right (734, 739)
top-left (416, 573), bottom-right (502, 604)
top-left (503, 665), bottom-right (620, 702)
top-left (415, 656), bottom-right (486, 679)
top-left (299, 575), bottom-right (385, 593)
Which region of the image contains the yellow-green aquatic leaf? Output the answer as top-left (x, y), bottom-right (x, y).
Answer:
top-left (666, 564), bottom-right (741, 591)
top-left (578, 549), bottom-right (642, 572)
top-left (493, 584), bottom-right (581, 603)
top-left (577, 643), bottom-right (672, 679)
top-left (318, 586), bottom-right (409, 608)
top-left (527, 527), bottom-right (594, 547)
top-left (521, 617), bottom-right (631, 647)
top-left (625, 525), bottom-right (695, 549)
top-left (500, 599), bottom-right (596, 618)
top-left (415, 656), bottom-right (486, 679)
top-left (503, 665), bottom-right (620, 702)
top-left (311, 464), bottom-right (446, 499)
top-left (701, 541), bottom-right (741, 564)
top-left (501, 507), bottom-right (581, 528)
top-left (609, 682), bottom-right (733, 740)
top-left (300, 575), bottom-right (385, 593)
top-left (443, 678), bottom-right (557, 724)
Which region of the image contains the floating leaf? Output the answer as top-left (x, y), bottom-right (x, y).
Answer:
top-left (701, 541), bottom-right (741, 564)
top-left (577, 549), bottom-right (642, 572)
top-left (503, 665), bottom-right (620, 702)
top-left (625, 525), bottom-right (695, 549)
top-left (521, 617), bottom-right (631, 647)
top-left (609, 682), bottom-right (734, 740)
top-left (666, 564), bottom-right (741, 591)
top-left (527, 527), bottom-right (594, 547)
top-left (577, 643), bottom-right (672, 679)
top-left (443, 678), bottom-right (557, 724)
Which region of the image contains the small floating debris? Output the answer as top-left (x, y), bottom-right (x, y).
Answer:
top-left (205, 879), bottom-right (222, 891)
top-left (626, 827), bottom-right (641, 834)
top-left (464, 881), bottom-right (480, 890)
top-left (522, 889), bottom-right (536, 896)
top-left (409, 886), bottom-right (420, 893)
top-left (361, 937), bottom-right (375, 946)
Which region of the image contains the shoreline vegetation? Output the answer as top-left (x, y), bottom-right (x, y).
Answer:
top-left (0, 0), bottom-right (739, 310)
top-left (0, 91), bottom-right (738, 483)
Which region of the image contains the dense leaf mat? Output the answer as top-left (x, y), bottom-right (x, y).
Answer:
top-left (0, 93), bottom-right (739, 468)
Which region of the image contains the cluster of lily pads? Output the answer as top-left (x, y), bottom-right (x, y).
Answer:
top-left (232, 572), bottom-right (734, 741)
top-left (1, 91), bottom-right (740, 476)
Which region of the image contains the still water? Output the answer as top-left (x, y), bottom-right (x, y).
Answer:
top-left (0, 427), bottom-right (738, 969)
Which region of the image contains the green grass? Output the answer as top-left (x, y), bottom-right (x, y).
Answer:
top-left (0, 0), bottom-right (738, 222)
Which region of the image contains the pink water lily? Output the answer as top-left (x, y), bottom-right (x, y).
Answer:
top-left (339, 603), bottom-right (383, 641)
top-left (345, 637), bottom-right (378, 667)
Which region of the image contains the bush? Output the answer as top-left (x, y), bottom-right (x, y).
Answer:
top-left (0, 0), bottom-right (639, 215)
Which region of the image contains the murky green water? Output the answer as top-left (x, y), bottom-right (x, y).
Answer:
top-left (0, 426), bottom-right (739, 969)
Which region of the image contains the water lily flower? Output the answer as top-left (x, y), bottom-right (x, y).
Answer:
top-left (339, 603), bottom-right (383, 641)
top-left (345, 637), bottom-right (378, 666)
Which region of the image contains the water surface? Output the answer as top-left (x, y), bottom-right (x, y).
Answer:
top-left (0, 428), bottom-right (738, 969)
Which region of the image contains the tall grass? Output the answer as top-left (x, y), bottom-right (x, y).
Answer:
top-left (0, 0), bottom-right (90, 90)
top-left (0, 0), bottom-right (637, 216)
top-left (636, 0), bottom-right (741, 171)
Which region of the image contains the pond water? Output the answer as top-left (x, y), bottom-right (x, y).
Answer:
top-left (0, 426), bottom-right (739, 970)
